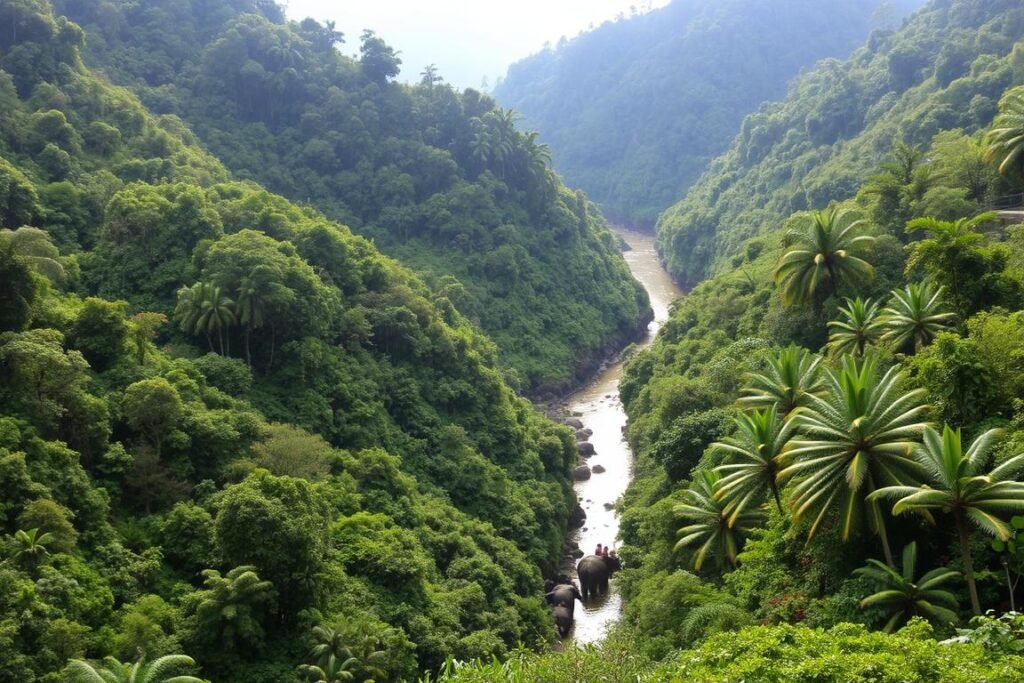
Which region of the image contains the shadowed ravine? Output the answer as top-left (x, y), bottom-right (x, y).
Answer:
top-left (563, 228), bottom-right (684, 644)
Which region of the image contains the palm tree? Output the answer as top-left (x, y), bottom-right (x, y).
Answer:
top-left (520, 131), bottom-right (552, 186)
top-left (191, 566), bottom-right (275, 650)
top-left (675, 470), bottom-right (765, 572)
top-left (984, 86), bottom-right (1024, 176)
top-left (905, 213), bottom-right (997, 316)
top-left (174, 282), bottom-right (207, 346)
top-left (234, 266), bottom-right (273, 368)
top-left (879, 282), bottom-right (956, 353)
top-left (11, 527), bottom-right (53, 568)
top-left (774, 207), bottom-right (875, 307)
top-left (713, 405), bottom-right (795, 516)
top-left (298, 655), bottom-right (356, 683)
top-left (343, 625), bottom-right (387, 682)
top-left (310, 623), bottom-right (353, 669)
top-left (196, 284), bottom-right (236, 356)
top-left (64, 653), bottom-right (205, 683)
top-left (827, 297), bottom-right (884, 357)
top-left (780, 355), bottom-right (930, 566)
top-left (855, 541), bottom-right (960, 633)
top-left (0, 227), bottom-right (64, 282)
top-left (309, 621), bottom-right (387, 683)
top-left (175, 282), bottom-right (236, 355)
top-left (737, 345), bottom-right (825, 417)
top-left (419, 63), bottom-right (440, 88)
top-left (870, 425), bottom-right (1024, 615)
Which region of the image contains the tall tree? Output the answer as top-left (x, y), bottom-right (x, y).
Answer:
top-left (774, 207), bottom-right (875, 306)
top-left (780, 355), bottom-right (930, 566)
top-left (871, 425), bottom-right (1024, 615)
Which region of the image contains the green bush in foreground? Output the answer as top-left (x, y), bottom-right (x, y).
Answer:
top-left (431, 621), bottom-right (1024, 682)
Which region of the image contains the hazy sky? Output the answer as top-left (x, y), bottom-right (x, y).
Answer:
top-left (284, 1), bottom-right (669, 89)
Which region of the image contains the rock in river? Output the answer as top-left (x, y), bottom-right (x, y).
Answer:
top-left (591, 464), bottom-right (606, 474)
top-left (564, 417), bottom-right (584, 430)
top-left (573, 464), bottom-right (592, 481)
top-left (577, 441), bottom-right (596, 457)
top-left (568, 504), bottom-right (586, 529)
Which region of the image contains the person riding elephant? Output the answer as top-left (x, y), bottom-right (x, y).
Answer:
top-left (576, 553), bottom-right (622, 600)
top-left (552, 604), bottom-right (573, 637)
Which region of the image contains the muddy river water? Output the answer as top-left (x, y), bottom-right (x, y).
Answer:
top-left (563, 227), bottom-right (683, 644)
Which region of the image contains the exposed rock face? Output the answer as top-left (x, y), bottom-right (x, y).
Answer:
top-left (573, 464), bottom-right (592, 481)
top-left (577, 441), bottom-right (596, 457)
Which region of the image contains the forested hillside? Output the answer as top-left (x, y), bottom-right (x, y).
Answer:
top-left (435, 0), bottom-right (1024, 679)
top-left (0, 2), bottom-right (583, 680)
top-left (494, 0), bottom-right (922, 228)
top-left (612, 0), bottom-right (1024, 674)
top-left (659, 0), bottom-right (1024, 286)
top-left (52, 0), bottom-right (650, 395)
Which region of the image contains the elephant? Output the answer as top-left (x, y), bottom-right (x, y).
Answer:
top-left (577, 554), bottom-right (622, 600)
top-left (545, 583), bottom-right (583, 614)
top-left (553, 604), bottom-right (573, 637)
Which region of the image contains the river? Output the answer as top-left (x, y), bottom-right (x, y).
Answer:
top-left (563, 227), bottom-right (683, 644)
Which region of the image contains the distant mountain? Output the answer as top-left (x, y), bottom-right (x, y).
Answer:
top-left (657, 0), bottom-right (1024, 286)
top-left (495, 0), bottom-right (924, 228)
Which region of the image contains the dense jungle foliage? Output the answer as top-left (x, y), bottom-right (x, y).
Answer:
top-left (494, 0), bottom-right (923, 228)
top-left (51, 0), bottom-right (651, 395)
top-left (0, 2), bottom-right (589, 680)
top-left (431, 2), bottom-right (1024, 679)
top-left (659, 0), bottom-right (1024, 286)
top-left (603, 0), bottom-right (1024, 677)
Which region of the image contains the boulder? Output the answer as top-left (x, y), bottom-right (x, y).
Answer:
top-left (568, 504), bottom-right (586, 529)
top-left (570, 547), bottom-right (584, 559)
top-left (564, 417), bottom-right (584, 430)
top-left (592, 464), bottom-right (606, 474)
top-left (603, 502), bottom-right (615, 510)
top-left (577, 441), bottom-right (596, 457)
top-left (575, 429), bottom-right (590, 441)
top-left (572, 464), bottom-right (592, 481)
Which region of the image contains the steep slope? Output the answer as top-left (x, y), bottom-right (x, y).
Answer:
top-left (611, 0), bottom-right (1024, 659)
top-left (494, 0), bottom-right (923, 228)
top-left (659, 0), bottom-right (1024, 286)
top-left (0, 2), bottom-right (578, 679)
top-left (54, 0), bottom-right (651, 396)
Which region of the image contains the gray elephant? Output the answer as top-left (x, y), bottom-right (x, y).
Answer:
top-left (576, 554), bottom-right (622, 600)
top-left (552, 604), bottom-right (573, 637)
top-left (545, 583), bottom-right (583, 612)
